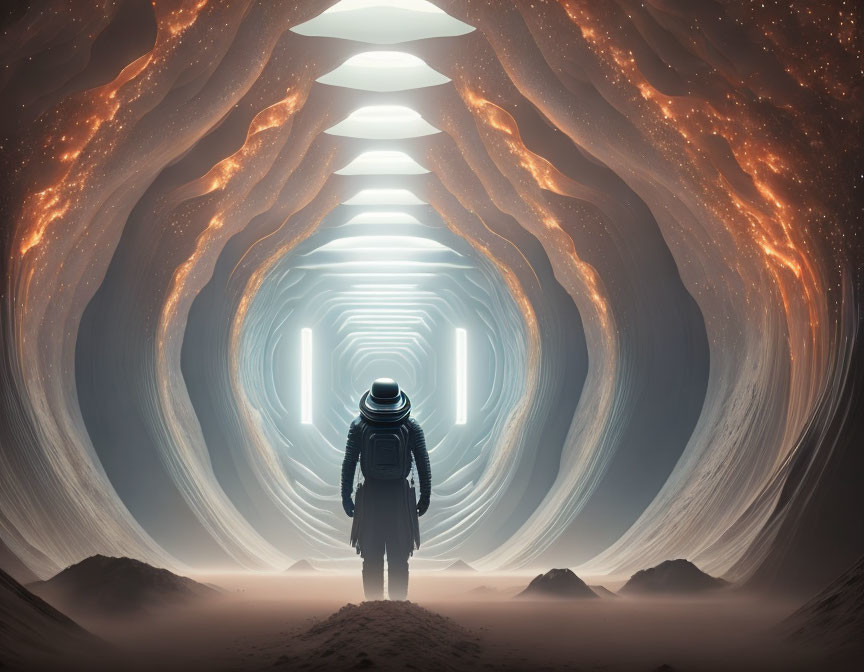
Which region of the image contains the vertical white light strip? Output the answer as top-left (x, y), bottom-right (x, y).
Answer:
top-left (301, 328), bottom-right (313, 424)
top-left (455, 327), bottom-right (467, 425)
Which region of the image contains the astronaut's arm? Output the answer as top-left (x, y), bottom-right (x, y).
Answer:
top-left (340, 421), bottom-right (361, 516)
top-left (411, 420), bottom-right (432, 515)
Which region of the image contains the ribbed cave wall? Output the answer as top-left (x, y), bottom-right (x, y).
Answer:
top-left (0, 1), bottom-right (860, 595)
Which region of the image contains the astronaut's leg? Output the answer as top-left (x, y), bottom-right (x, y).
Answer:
top-left (386, 543), bottom-right (410, 600)
top-left (361, 523), bottom-right (384, 600)
top-left (362, 554), bottom-right (384, 600)
top-left (359, 483), bottom-right (386, 600)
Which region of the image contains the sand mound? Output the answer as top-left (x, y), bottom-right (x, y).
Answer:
top-left (589, 584), bottom-right (618, 598)
top-left (515, 568), bottom-right (598, 599)
top-left (443, 560), bottom-right (477, 572)
top-left (620, 559), bottom-right (728, 595)
top-left (28, 554), bottom-right (218, 619)
top-left (274, 600), bottom-right (483, 670)
top-left (781, 554), bottom-right (864, 657)
top-left (285, 559), bottom-right (318, 573)
top-left (466, 585), bottom-right (498, 597)
top-left (0, 568), bottom-right (102, 668)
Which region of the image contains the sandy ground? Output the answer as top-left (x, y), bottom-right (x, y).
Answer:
top-left (62, 572), bottom-right (839, 672)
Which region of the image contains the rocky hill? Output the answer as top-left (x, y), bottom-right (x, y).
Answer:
top-left (28, 554), bottom-right (218, 619)
top-left (284, 558), bottom-right (317, 572)
top-left (1, 568), bottom-right (102, 668)
top-left (589, 584), bottom-right (618, 598)
top-left (619, 559), bottom-right (728, 595)
top-left (443, 559), bottom-right (477, 572)
top-left (515, 568), bottom-right (598, 599)
top-left (781, 554), bottom-right (864, 660)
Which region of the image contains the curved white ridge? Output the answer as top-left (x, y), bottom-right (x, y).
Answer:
top-left (291, 1), bottom-right (474, 44)
top-left (343, 189), bottom-right (426, 206)
top-left (324, 1), bottom-right (446, 13)
top-left (343, 212), bottom-right (423, 226)
top-left (318, 52), bottom-right (449, 92)
top-left (316, 235), bottom-right (449, 251)
top-left (335, 150), bottom-right (429, 175)
top-left (325, 105), bottom-right (440, 139)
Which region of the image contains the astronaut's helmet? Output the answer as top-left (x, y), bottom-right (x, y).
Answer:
top-left (360, 378), bottom-right (411, 422)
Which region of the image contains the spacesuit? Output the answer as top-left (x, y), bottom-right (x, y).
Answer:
top-left (340, 378), bottom-right (431, 600)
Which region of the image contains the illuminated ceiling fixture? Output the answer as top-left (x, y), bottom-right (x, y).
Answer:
top-left (343, 211), bottom-right (423, 226)
top-left (317, 236), bottom-right (450, 253)
top-left (325, 105), bottom-right (440, 140)
top-left (310, 235), bottom-right (457, 269)
top-left (317, 51), bottom-right (450, 92)
top-left (291, 0), bottom-right (474, 44)
top-left (300, 328), bottom-right (313, 425)
top-left (335, 150), bottom-right (429, 175)
top-left (342, 189), bottom-right (426, 206)
top-left (455, 327), bottom-right (467, 425)
top-left (322, 0), bottom-right (448, 9)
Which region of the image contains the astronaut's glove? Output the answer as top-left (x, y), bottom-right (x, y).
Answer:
top-left (342, 495), bottom-right (354, 518)
top-left (417, 494), bottom-right (430, 517)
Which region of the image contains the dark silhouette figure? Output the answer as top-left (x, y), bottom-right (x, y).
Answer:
top-left (341, 378), bottom-right (431, 600)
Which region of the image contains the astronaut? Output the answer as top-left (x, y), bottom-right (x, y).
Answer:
top-left (340, 378), bottom-right (431, 600)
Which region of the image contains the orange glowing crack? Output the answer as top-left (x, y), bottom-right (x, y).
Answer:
top-left (161, 89), bottom-right (302, 338)
top-left (463, 89), bottom-right (580, 197)
top-left (557, 0), bottom-right (823, 340)
top-left (462, 88), bottom-right (611, 331)
top-left (202, 91), bottom-right (300, 193)
top-left (18, 0), bottom-right (212, 257)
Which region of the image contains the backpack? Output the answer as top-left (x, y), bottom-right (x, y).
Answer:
top-left (360, 420), bottom-right (411, 480)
